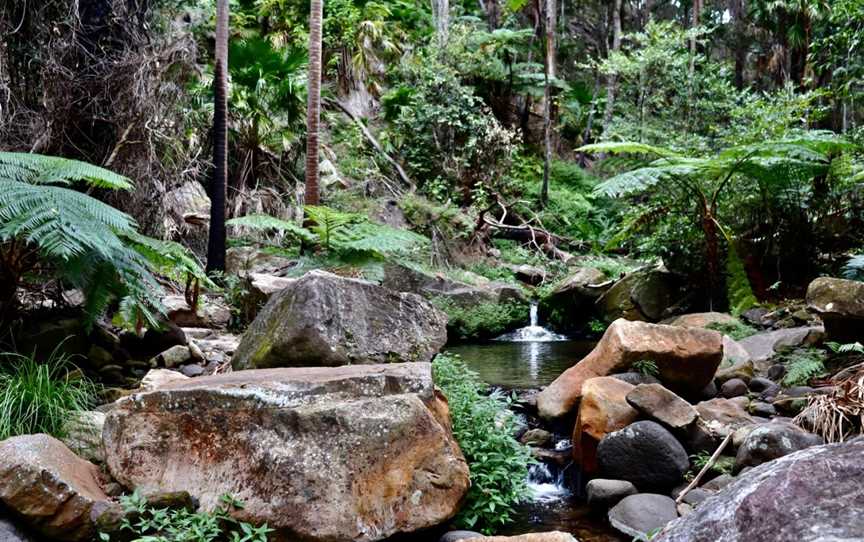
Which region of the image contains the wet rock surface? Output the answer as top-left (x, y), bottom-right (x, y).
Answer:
top-left (597, 421), bottom-right (690, 491)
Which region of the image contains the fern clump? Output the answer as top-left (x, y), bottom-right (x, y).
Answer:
top-left (0, 152), bottom-right (208, 330)
top-left (781, 348), bottom-right (828, 387)
top-left (706, 319), bottom-right (758, 340)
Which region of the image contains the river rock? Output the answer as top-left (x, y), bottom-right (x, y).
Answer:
top-left (537, 320), bottom-right (723, 419)
top-left (573, 377), bottom-right (638, 472)
top-left (626, 384), bottom-right (697, 430)
top-left (662, 312), bottom-right (738, 329)
top-left (440, 531), bottom-right (484, 542)
top-left (103, 363), bottom-right (469, 542)
top-left (653, 438), bottom-right (864, 542)
top-left (595, 267), bottom-right (685, 323)
top-left (694, 398), bottom-right (755, 438)
top-left (520, 428), bottom-right (552, 447)
top-left (597, 421), bottom-right (690, 490)
top-left (163, 295), bottom-right (231, 329)
top-left (719, 378), bottom-right (748, 398)
top-left (586, 479), bottom-right (638, 506)
top-left (138, 368), bottom-right (190, 391)
top-left (0, 435), bottom-right (109, 541)
top-left (734, 421), bottom-right (823, 470)
top-left (463, 533), bottom-right (578, 542)
top-left (806, 277), bottom-right (864, 341)
top-left (60, 411), bottom-right (105, 464)
top-left (737, 326), bottom-right (824, 367)
top-left (381, 262), bottom-right (526, 307)
top-left (538, 267), bottom-right (608, 331)
top-left (608, 494), bottom-right (678, 541)
top-left (232, 270), bottom-right (448, 369)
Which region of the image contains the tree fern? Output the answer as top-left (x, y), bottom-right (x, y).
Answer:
top-left (225, 214), bottom-right (317, 244)
top-left (304, 206), bottom-right (363, 250)
top-left (0, 152), bottom-right (207, 331)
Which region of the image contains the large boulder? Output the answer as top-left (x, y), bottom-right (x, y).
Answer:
top-left (626, 384), bottom-right (697, 431)
top-left (595, 267), bottom-right (685, 323)
top-left (737, 326), bottom-right (823, 368)
top-left (661, 312), bottom-right (738, 329)
top-left (572, 377), bottom-right (638, 472)
top-left (381, 263), bottom-right (526, 307)
top-left (162, 295), bottom-right (231, 329)
top-left (103, 363), bottom-right (469, 542)
top-left (232, 270), bottom-right (448, 369)
top-left (806, 277), bottom-right (864, 342)
top-left (653, 439), bottom-right (864, 542)
top-left (694, 398), bottom-right (755, 438)
top-left (609, 494), bottom-right (678, 542)
top-left (537, 320), bottom-right (723, 419)
top-left (734, 421), bottom-right (823, 470)
top-left (597, 421), bottom-right (690, 491)
top-left (538, 267), bottom-right (609, 332)
top-left (0, 435), bottom-right (109, 541)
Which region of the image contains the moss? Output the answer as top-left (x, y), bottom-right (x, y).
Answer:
top-left (431, 297), bottom-right (527, 341)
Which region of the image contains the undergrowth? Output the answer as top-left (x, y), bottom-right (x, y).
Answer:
top-left (705, 320), bottom-right (758, 341)
top-left (780, 348), bottom-right (828, 387)
top-left (431, 297), bottom-right (527, 340)
top-left (432, 354), bottom-right (534, 533)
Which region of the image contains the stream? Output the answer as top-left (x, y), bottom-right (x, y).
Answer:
top-left (445, 304), bottom-right (624, 541)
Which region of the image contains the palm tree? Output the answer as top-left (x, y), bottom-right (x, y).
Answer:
top-left (206, 0), bottom-right (230, 273)
top-left (540, 0), bottom-right (556, 206)
top-left (304, 0), bottom-right (324, 206)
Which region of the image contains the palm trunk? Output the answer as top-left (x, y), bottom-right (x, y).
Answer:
top-left (540, 0), bottom-right (556, 206)
top-left (731, 0), bottom-right (747, 89)
top-left (601, 0), bottom-right (622, 134)
top-left (206, 0), bottom-right (229, 273)
top-left (304, 0), bottom-right (323, 206)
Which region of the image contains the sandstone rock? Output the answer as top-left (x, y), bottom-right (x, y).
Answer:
top-left (151, 344), bottom-right (192, 368)
top-left (596, 267), bottom-right (685, 323)
top-left (806, 277), bottom-right (864, 341)
top-left (538, 267), bottom-right (608, 331)
top-left (734, 421), bottom-right (823, 470)
top-left (662, 312), bottom-right (738, 329)
top-left (519, 428), bottom-right (552, 447)
top-left (232, 270), bottom-right (448, 369)
top-left (586, 479), bottom-right (638, 507)
top-left (382, 263), bottom-right (527, 307)
top-left (464, 533), bottom-right (578, 542)
top-left (60, 411), bottom-right (105, 464)
top-left (103, 363), bottom-right (469, 542)
top-left (737, 326), bottom-right (824, 366)
top-left (537, 320), bottom-right (723, 419)
top-left (513, 264), bottom-right (547, 286)
top-left (694, 398), bottom-right (755, 438)
top-left (138, 368), bottom-right (190, 392)
top-left (608, 494), bottom-right (678, 542)
top-left (597, 421), bottom-right (690, 491)
top-left (720, 336), bottom-right (751, 366)
top-left (0, 435), bottom-right (109, 541)
top-left (626, 384), bottom-right (697, 430)
top-left (719, 378), bottom-right (748, 398)
top-left (573, 377), bottom-right (638, 472)
top-left (163, 295), bottom-right (231, 329)
top-left (653, 439), bottom-right (864, 542)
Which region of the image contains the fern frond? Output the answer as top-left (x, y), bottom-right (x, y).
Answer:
top-left (226, 214), bottom-right (316, 243)
top-left (0, 152), bottom-right (133, 190)
top-left (118, 230), bottom-right (215, 289)
top-left (332, 221), bottom-right (429, 256)
top-left (577, 141), bottom-right (681, 158)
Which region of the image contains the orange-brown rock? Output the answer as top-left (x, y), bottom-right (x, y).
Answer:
top-left (537, 319), bottom-right (724, 419)
top-left (573, 377), bottom-right (638, 472)
top-left (103, 363), bottom-right (469, 542)
top-left (0, 434), bottom-right (109, 541)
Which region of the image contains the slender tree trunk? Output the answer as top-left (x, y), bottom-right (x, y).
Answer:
top-left (687, 0), bottom-right (701, 122)
top-left (432, 0), bottom-right (450, 47)
top-left (601, 0), bottom-right (622, 134)
top-left (731, 0), bottom-right (747, 89)
top-left (540, 0), bottom-right (556, 206)
top-left (206, 0), bottom-right (229, 273)
top-left (304, 0), bottom-right (323, 206)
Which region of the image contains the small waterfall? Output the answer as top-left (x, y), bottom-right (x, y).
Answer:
top-left (526, 462), bottom-right (570, 503)
top-left (496, 303), bottom-right (568, 342)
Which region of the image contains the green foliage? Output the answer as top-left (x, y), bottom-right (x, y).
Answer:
top-left (432, 354), bottom-right (534, 532)
top-left (781, 348), bottom-right (828, 387)
top-left (705, 320), bottom-right (758, 341)
top-left (724, 241), bottom-right (758, 316)
top-left (688, 452), bottom-right (735, 477)
top-left (0, 153), bottom-right (206, 330)
top-left (431, 297), bottom-right (527, 341)
top-left (0, 348), bottom-right (97, 441)
top-left (632, 359), bottom-right (659, 377)
top-left (580, 256), bottom-right (636, 278)
top-left (842, 255), bottom-right (864, 281)
top-left (102, 491), bottom-right (271, 542)
top-left (226, 214), bottom-right (318, 245)
top-left (826, 341), bottom-right (864, 355)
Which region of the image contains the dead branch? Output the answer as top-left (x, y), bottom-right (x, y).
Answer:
top-left (675, 433), bottom-right (733, 505)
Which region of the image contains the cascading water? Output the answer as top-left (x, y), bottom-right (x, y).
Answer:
top-left (495, 303), bottom-right (568, 342)
top-left (526, 462), bottom-right (570, 503)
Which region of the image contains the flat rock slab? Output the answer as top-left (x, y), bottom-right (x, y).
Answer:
top-left (626, 383), bottom-right (697, 430)
top-left (609, 494), bottom-right (678, 541)
top-left (737, 327), bottom-right (823, 365)
top-left (0, 434), bottom-right (109, 541)
top-left (538, 319), bottom-right (723, 419)
top-left (654, 439), bottom-right (864, 542)
top-left (103, 363), bottom-right (469, 542)
top-left (232, 270), bottom-right (448, 369)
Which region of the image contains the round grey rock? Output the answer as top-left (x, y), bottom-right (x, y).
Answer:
top-left (609, 493), bottom-right (678, 541)
top-left (748, 377), bottom-right (775, 393)
top-left (720, 378), bottom-right (748, 398)
top-left (586, 478), bottom-right (638, 507)
top-left (439, 531), bottom-right (483, 542)
top-left (735, 421), bottom-right (823, 470)
top-left (598, 421), bottom-right (690, 490)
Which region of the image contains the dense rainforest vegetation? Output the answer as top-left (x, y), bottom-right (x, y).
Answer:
top-left (1, 0), bottom-right (864, 540)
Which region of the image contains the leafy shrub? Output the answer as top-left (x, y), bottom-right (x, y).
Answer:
top-left (781, 349), bottom-right (828, 387)
top-left (431, 298), bottom-right (527, 341)
top-left (843, 255), bottom-right (864, 281)
top-left (100, 491), bottom-right (271, 542)
top-left (432, 354), bottom-right (534, 532)
top-left (687, 452), bottom-right (735, 479)
top-left (0, 348), bottom-right (98, 440)
top-left (705, 320), bottom-right (758, 341)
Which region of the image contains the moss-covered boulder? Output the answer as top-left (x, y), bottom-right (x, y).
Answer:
top-left (596, 267), bottom-right (687, 323)
top-left (538, 267), bottom-right (609, 332)
top-left (232, 270), bottom-right (448, 369)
